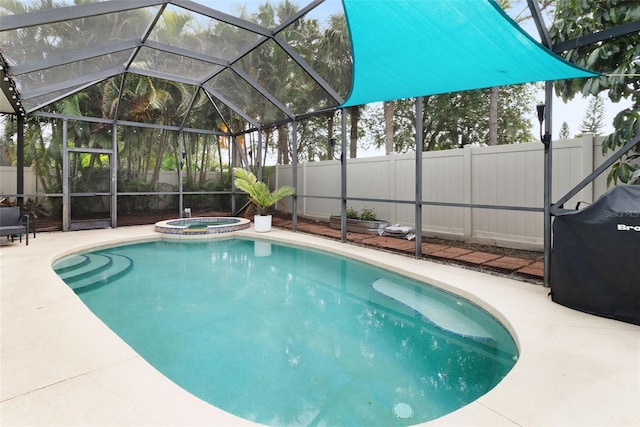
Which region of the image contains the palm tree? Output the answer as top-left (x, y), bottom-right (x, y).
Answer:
top-left (317, 13), bottom-right (355, 158)
top-left (233, 167), bottom-right (294, 215)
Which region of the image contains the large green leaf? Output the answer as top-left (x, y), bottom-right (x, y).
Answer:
top-left (233, 167), bottom-right (295, 215)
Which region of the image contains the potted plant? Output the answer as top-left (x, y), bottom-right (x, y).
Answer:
top-left (329, 206), bottom-right (388, 235)
top-left (233, 167), bottom-right (295, 232)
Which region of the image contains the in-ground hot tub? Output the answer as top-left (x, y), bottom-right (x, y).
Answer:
top-left (154, 217), bottom-right (250, 236)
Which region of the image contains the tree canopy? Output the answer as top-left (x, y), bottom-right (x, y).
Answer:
top-left (577, 95), bottom-right (606, 136)
top-left (362, 83), bottom-right (538, 153)
top-left (549, 0), bottom-right (640, 184)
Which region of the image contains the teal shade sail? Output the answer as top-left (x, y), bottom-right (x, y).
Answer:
top-left (341, 0), bottom-right (599, 107)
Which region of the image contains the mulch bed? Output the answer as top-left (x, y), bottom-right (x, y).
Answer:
top-left (276, 213), bottom-right (543, 262)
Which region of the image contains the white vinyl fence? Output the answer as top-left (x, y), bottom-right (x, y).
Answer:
top-left (275, 134), bottom-right (619, 250)
top-left (0, 134), bottom-right (624, 250)
top-left (0, 166), bottom-right (38, 196)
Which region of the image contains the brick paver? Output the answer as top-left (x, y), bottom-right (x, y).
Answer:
top-left (272, 216), bottom-right (543, 282)
top-left (430, 247), bottom-right (474, 259)
top-left (455, 251), bottom-right (502, 265)
top-left (516, 261), bottom-right (544, 279)
top-left (421, 243), bottom-right (450, 254)
top-left (364, 236), bottom-right (416, 253)
top-left (485, 256), bottom-right (533, 272)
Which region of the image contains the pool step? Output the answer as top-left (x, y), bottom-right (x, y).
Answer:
top-left (56, 253), bottom-right (111, 282)
top-left (53, 254), bottom-right (91, 273)
top-left (371, 278), bottom-right (494, 340)
top-left (53, 252), bottom-right (133, 294)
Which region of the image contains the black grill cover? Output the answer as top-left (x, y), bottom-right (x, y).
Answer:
top-left (551, 185), bottom-right (640, 325)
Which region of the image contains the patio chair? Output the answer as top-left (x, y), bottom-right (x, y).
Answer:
top-left (0, 207), bottom-right (30, 245)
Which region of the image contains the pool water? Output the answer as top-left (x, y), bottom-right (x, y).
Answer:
top-left (186, 222), bottom-right (228, 229)
top-left (53, 239), bottom-right (518, 426)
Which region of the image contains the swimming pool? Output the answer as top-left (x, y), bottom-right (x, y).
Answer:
top-left (53, 238), bottom-right (518, 426)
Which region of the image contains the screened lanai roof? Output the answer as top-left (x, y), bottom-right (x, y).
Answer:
top-left (1, 0), bottom-right (351, 132)
top-left (1, 0), bottom-right (597, 133)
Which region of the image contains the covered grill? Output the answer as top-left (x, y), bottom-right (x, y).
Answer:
top-left (551, 185), bottom-right (640, 325)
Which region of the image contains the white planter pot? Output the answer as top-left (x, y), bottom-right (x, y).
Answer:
top-left (254, 241), bottom-right (272, 257)
top-left (253, 214), bottom-right (272, 232)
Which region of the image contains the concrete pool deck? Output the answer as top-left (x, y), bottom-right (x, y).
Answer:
top-left (1, 225), bottom-right (638, 426)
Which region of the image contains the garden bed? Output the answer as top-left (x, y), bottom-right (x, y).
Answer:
top-left (329, 215), bottom-right (388, 235)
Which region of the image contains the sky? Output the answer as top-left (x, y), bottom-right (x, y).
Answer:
top-left (533, 90), bottom-right (631, 140)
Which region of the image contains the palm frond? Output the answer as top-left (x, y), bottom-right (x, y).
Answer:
top-left (233, 167), bottom-right (295, 215)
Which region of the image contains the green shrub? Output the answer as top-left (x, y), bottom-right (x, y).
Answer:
top-left (359, 206), bottom-right (377, 221)
top-left (346, 206), bottom-right (360, 219)
top-left (344, 206), bottom-right (378, 220)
